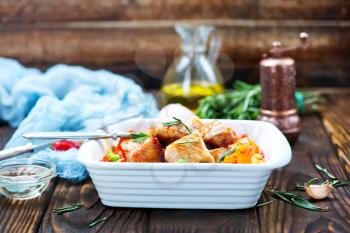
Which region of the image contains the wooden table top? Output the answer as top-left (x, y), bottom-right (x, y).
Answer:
top-left (0, 91), bottom-right (349, 233)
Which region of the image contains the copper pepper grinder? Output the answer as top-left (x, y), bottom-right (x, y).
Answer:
top-left (259, 32), bottom-right (309, 145)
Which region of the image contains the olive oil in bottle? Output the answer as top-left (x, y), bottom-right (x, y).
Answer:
top-left (162, 82), bottom-right (224, 110)
top-left (161, 24), bottom-right (225, 110)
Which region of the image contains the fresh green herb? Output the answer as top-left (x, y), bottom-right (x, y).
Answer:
top-left (162, 117), bottom-right (192, 134)
top-left (88, 216), bottom-right (108, 228)
top-left (195, 81), bottom-right (323, 120)
top-left (315, 164), bottom-right (349, 187)
top-left (293, 182), bottom-right (306, 190)
top-left (106, 151), bottom-right (120, 162)
top-left (128, 132), bottom-right (150, 143)
top-left (176, 159), bottom-right (188, 163)
top-left (176, 140), bottom-right (198, 145)
top-left (315, 164), bottom-right (336, 179)
top-left (270, 190), bottom-right (328, 212)
top-left (51, 203), bottom-right (83, 215)
top-left (305, 178), bottom-right (319, 187)
top-left (256, 199), bottom-right (275, 207)
top-left (328, 179), bottom-right (349, 187)
top-left (219, 146), bottom-right (237, 162)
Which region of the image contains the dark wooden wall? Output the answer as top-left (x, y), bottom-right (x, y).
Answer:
top-left (0, 0), bottom-right (349, 88)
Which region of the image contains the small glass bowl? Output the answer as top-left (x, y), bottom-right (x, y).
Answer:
top-left (0, 158), bottom-right (56, 200)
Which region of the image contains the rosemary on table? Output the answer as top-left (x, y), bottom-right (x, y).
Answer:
top-left (127, 132), bottom-right (150, 143)
top-left (305, 177), bottom-right (319, 187)
top-left (293, 177), bottom-right (319, 190)
top-left (88, 216), bottom-right (108, 228)
top-left (162, 117), bottom-right (192, 134)
top-left (51, 203), bottom-right (83, 215)
top-left (270, 190), bottom-right (328, 212)
top-left (315, 164), bottom-right (349, 187)
top-left (256, 199), bottom-right (275, 207)
top-left (293, 164), bottom-right (349, 190)
top-left (315, 164), bottom-right (336, 179)
top-left (293, 182), bottom-right (305, 190)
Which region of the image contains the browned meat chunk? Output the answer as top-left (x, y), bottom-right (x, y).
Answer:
top-left (203, 121), bottom-right (237, 148)
top-left (121, 136), bottom-right (164, 162)
top-left (164, 133), bottom-right (215, 163)
top-left (154, 118), bottom-right (192, 146)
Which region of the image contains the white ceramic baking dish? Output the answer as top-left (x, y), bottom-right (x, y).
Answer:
top-left (77, 119), bottom-right (291, 209)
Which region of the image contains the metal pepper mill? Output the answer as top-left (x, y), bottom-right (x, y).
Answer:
top-left (258, 32), bottom-right (309, 145)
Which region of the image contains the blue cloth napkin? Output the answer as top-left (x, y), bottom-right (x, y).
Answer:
top-left (0, 58), bottom-right (158, 182)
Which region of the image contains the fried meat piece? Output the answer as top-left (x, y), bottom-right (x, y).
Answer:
top-left (203, 121), bottom-right (237, 148)
top-left (164, 133), bottom-right (214, 163)
top-left (120, 136), bottom-right (164, 162)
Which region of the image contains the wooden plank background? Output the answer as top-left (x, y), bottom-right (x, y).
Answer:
top-left (0, 0), bottom-right (349, 88)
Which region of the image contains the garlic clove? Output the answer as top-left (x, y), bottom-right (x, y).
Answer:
top-left (304, 181), bottom-right (333, 200)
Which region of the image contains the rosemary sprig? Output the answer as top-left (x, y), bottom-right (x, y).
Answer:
top-left (315, 164), bottom-right (336, 179)
top-left (176, 159), bottom-right (188, 163)
top-left (176, 140), bottom-right (198, 145)
top-left (293, 177), bottom-right (320, 190)
top-left (51, 203), bottom-right (83, 215)
top-left (270, 190), bottom-right (328, 212)
top-left (162, 117), bottom-right (192, 134)
top-left (128, 132), bottom-right (150, 143)
top-left (219, 146), bottom-right (237, 162)
top-left (88, 216), bottom-right (108, 228)
top-left (305, 177), bottom-right (319, 187)
top-left (256, 199), bottom-right (275, 207)
top-left (293, 182), bottom-right (305, 190)
top-left (315, 164), bottom-right (349, 187)
top-left (328, 179), bottom-right (349, 187)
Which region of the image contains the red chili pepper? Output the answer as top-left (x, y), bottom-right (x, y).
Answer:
top-left (51, 140), bottom-right (81, 151)
top-left (101, 155), bottom-right (112, 162)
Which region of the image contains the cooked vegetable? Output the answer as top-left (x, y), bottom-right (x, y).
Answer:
top-left (219, 146), bottom-right (237, 162)
top-left (106, 151), bottom-right (120, 162)
top-left (222, 135), bottom-right (264, 164)
top-left (196, 81), bottom-right (323, 120)
top-left (51, 140), bottom-right (81, 151)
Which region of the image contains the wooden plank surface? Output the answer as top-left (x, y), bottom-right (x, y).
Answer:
top-left (258, 115), bottom-right (350, 233)
top-left (0, 0), bottom-right (349, 23)
top-left (38, 180), bottom-right (150, 233)
top-left (0, 92), bottom-right (349, 233)
top-left (0, 20), bottom-right (349, 87)
top-left (319, 94), bottom-right (350, 174)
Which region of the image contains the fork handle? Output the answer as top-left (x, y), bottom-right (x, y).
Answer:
top-left (0, 143), bottom-right (33, 161)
